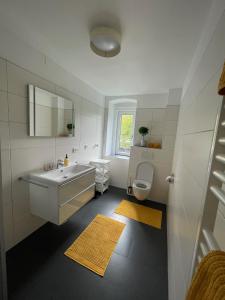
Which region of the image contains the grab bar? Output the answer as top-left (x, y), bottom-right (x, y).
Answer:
top-left (18, 176), bottom-right (48, 189)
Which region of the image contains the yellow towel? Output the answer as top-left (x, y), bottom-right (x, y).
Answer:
top-left (186, 251), bottom-right (225, 300)
top-left (218, 62), bottom-right (225, 95)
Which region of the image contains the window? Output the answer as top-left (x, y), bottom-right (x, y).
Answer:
top-left (105, 99), bottom-right (137, 158)
top-left (115, 111), bottom-right (135, 156)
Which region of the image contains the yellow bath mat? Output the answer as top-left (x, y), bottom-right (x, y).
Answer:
top-left (186, 251), bottom-right (225, 300)
top-left (114, 199), bottom-right (162, 229)
top-left (64, 214), bottom-right (125, 276)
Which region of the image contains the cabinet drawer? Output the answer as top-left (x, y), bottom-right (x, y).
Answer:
top-left (59, 184), bottom-right (95, 224)
top-left (59, 200), bottom-right (81, 225)
top-left (59, 171), bottom-right (95, 205)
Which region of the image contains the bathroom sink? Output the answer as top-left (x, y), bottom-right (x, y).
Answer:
top-left (30, 163), bottom-right (95, 186)
top-left (29, 163), bottom-right (96, 225)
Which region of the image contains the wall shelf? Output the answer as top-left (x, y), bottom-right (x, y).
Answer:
top-left (133, 145), bottom-right (162, 151)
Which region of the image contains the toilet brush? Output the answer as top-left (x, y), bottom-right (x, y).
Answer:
top-left (127, 177), bottom-right (133, 195)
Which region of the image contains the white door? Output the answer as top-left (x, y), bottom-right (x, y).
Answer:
top-left (167, 133), bottom-right (188, 300)
top-left (167, 131), bottom-right (202, 299)
top-left (167, 84), bottom-right (222, 299)
top-left (167, 130), bottom-right (219, 299)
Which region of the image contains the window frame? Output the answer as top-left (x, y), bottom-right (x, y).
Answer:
top-left (113, 109), bottom-right (135, 157)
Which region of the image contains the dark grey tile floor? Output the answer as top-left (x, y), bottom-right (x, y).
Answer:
top-left (6, 186), bottom-right (168, 300)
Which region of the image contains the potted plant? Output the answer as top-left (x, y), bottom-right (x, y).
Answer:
top-left (138, 126), bottom-right (149, 147)
top-left (67, 123), bottom-right (74, 137)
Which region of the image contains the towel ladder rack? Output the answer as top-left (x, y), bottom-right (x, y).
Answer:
top-left (191, 97), bottom-right (225, 276)
top-left (202, 229), bottom-right (220, 251)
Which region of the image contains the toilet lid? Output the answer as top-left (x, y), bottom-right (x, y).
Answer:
top-left (136, 162), bottom-right (154, 182)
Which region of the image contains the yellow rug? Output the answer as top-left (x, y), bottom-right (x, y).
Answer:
top-left (114, 199), bottom-right (162, 229)
top-left (64, 214), bottom-right (125, 276)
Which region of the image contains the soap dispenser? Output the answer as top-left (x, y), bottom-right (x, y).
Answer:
top-left (64, 154), bottom-right (69, 167)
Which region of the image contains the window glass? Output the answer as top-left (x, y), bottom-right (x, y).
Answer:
top-left (116, 113), bottom-right (134, 156)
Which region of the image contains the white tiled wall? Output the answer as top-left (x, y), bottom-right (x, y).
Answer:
top-left (0, 58), bottom-right (104, 250)
top-left (134, 105), bottom-right (179, 148)
top-left (129, 105), bottom-right (179, 204)
top-left (104, 93), bottom-right (180, 197)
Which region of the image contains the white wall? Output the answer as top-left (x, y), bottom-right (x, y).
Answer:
top-left (0, 25), bottom-right (105, 107)
top-left (106, 93), bottom-right (169, 109)
top-left (104, 90), bottom-right (180, 197)
top-left (129, 103), bottom-right (179, 204)
top-left (0, 57), bottom-right (105, 251)
top-left (134, 105), bottom-right (179, 147)
top-left (108, 156), bottom-right (130, 189)
top-left (167, 4), bottom-right (225, 299)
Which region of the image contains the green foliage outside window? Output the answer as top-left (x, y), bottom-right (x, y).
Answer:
top-left (119, 114), bottom-right (134, 150)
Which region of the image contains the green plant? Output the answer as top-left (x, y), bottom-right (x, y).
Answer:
top-left (138, 126), bottom-right (149, 136)
top-left (67, 123), bottom-right (74, 131)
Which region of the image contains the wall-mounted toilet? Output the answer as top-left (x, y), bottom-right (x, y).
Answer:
top-left (132, 161), bottom-right (154, 201)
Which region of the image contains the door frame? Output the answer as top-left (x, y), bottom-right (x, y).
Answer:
top-left (0, 150), bottom-right (8, 299)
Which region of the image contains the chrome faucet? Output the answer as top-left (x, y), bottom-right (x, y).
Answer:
top-left (57, 159), bottom-right (64, 169)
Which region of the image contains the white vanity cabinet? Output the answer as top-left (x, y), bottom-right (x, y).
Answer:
top-left (29, 164), bottom-right (95, 225)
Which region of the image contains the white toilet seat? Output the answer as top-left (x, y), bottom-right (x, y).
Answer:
top-left (132, 161), bottom-right (154, 201)
top-left (133, 179), bottom-right (151, 190)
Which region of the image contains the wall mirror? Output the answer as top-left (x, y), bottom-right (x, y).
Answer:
top-left (28, 85), bottom-right (75, 137)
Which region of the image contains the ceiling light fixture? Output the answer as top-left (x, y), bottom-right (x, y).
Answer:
top-left (90, 26), bottom-right (121, 58)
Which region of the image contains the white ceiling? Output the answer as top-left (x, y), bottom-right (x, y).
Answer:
top-left (0, 0), bottom-right (212, 96)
